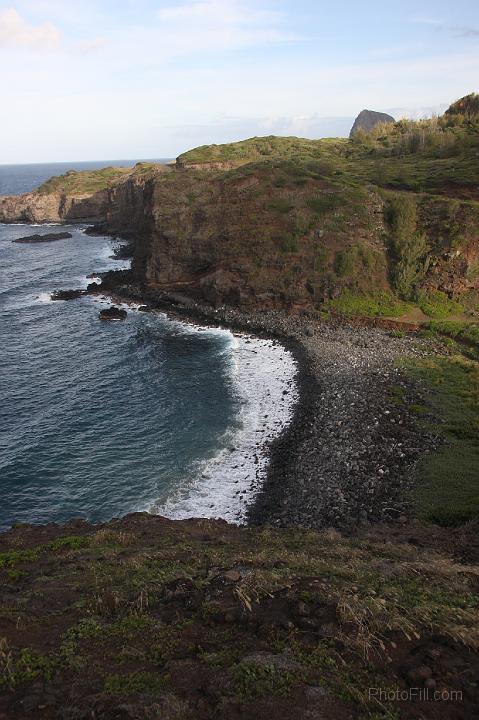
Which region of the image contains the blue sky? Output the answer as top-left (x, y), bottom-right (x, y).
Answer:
top-left (1, 0), bottom-right (478, 162)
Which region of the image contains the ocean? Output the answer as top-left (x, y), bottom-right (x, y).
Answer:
top-left (0, 162), bottom-right (297, 531)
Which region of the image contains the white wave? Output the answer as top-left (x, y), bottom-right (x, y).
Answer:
top-left (36, 292), bottom-right (53, 304)
top-left (0, 222), bottom-right (63, 227)
top-left (149, 326), bottom-right (298, 524)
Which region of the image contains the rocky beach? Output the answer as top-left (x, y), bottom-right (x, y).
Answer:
top-left (88, 271), bottom-right (440, 533)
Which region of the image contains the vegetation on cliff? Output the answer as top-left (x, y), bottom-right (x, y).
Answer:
top-left (3, 94), bottom-right (479, 322)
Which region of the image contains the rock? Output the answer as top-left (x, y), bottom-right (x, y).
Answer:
top-left (51, 289), bottom-right (87, 301)
top-left (138, 305), bottom-right (150, 312)
top-left (13, 231), bottom-right (72, 244)
top-left (223, 570), bottom-right (241, 583)
top-left (349, 109), bottom-right (395, 137)
top-left (407, 665), bottom-right (433, 685)
top-left (297, 601), bottom-right (310, 616)
top-left (99, 306), bottom-right (127, 320)
top-left (241, 651), bottom-right (302, 673)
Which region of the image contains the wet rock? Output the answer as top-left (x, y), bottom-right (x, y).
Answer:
top-left (99, 306), bottom-right (127, 320)
top-left (51, 289), bottom-right (87, 301)
top-left (13, 231), bottom-right (72, 244)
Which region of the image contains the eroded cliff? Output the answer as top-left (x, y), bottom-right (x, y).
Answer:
top-left (3, 103), bottom-right (479, 319)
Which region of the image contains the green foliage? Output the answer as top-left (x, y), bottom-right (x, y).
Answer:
top-left (406, 356), bottom-right (479, 525)
top-left (233, 661), bottom-right (297, 700)
top-left (0, 548), bottom-right (38, 569)
top-left (104, 671), bottom-right (168, 695)
top-left (265, 198), bottom-right (294, 214)
top-left (385, 194), bottom-right (429, 298)
top-left (306, 194), bottom-right (341, 214)
top-left (418, 290), bottom-right (465, 319)
top-left (38, 166), bottom-right (132, 194)
top-left (279, 234), bottom-right (299, 253)
top-left (426, 320), bottom-right (479, 359)
top-left (0, 648), bottom-right (56, 690)
top-left (48, 535), bottom-right (90, 551)
top-left (0, 535), bottom-right (90, 570)
top-left (177, 135), bottom-right (347, 168)
top-left (328, 290), bottom-right (410, 317)
top-left (334, 249), bottom-right (355, 277)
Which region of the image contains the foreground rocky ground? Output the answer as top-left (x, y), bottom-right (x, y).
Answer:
top-left (1, 513), bottom-right (478, 720)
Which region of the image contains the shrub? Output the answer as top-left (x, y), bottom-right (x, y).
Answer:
top-left (307, 194), bottom-right (341, 214)
top-left (266, 199), bottom-right (293, 213)
top-left (418, 290), bottom-right (465, 319)
top-left (385, 194), bottom-right (429, 298)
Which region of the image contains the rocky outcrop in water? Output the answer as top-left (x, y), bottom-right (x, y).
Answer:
top-left (13, 232), bottom-right (72, 244)
top-left (50, 289), bottom-right (87, 301)
top-left (99, 306), bottom-right (127, 320)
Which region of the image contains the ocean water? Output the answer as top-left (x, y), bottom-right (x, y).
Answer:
top-left (0, 166), bottom-right (297, 531)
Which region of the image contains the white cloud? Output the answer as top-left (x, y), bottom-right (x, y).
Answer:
top-left (155, 0), bottom-right (295, 53)
top-left (0, 6), bottom-right (61, 50)
top-left (75, 37), bottom-right (105, 54)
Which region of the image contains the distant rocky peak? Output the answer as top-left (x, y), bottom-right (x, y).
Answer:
top-left (349, 109), bottom-right (395, 138)
top-left (445, 93), bottom-right (479, 117)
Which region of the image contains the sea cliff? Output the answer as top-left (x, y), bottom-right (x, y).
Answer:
top-left (1, 96), bottom-right (479, 719)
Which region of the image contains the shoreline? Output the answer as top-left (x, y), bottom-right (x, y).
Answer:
top-left (96, 274), bottom-right (440, 531)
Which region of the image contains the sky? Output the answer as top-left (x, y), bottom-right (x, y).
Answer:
top-left (0, 0), bottom-right (478, 163)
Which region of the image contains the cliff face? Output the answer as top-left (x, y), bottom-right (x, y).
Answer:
top-left (2, 105), bottom-right (479, 316)
top-left (0, 190), bottom-right (109, 224)
top-left (121, 168), bottom-right (391, 309)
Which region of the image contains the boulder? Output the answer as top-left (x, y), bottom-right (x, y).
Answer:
top-left (51, 289), bottom-right (87, 301)
top-left (99, 306), bottom-right (127, 320)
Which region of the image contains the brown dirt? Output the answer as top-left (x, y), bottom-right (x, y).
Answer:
top-left (0, 514), bottom-right (478, 720)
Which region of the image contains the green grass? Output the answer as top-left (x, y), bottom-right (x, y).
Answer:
top-left (104, 671), bottom-right (168, 696)
top-left (177, 135), bottom-right (348, 168)
top-left (265, 198), bottom-right (294, 213)
top-left (418, 290), bottom-right (465, 319)
top-left (406, 356), bottom-right (479, 525)
top-left (37, 166), bottom-right (133, 194)
top-left (327, 290), bottom-right (411, 317)
top-left (427, 320), bottom-right (479, 347)
top-left (233, 661), bottom-right (298, 700)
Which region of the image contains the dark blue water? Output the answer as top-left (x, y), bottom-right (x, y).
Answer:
top-left (0, 223), bottom-right (245, 530)
top-left (0, 159), bottom-right (172, 196)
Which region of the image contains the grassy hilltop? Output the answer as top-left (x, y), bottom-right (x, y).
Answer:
top-left (37, 95), bottom-right (479, 323)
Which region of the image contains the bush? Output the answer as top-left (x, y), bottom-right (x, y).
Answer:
top-left (418, 290), bottom-right (464, 319)
top-left (266, 198), bottom-right (293, 213)
top-left (307, 194), bottom-right (341, 214)
top-left (328, 290), bottom-right (410, 317)
top-left (385, 194), bottom-right (429, 298)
